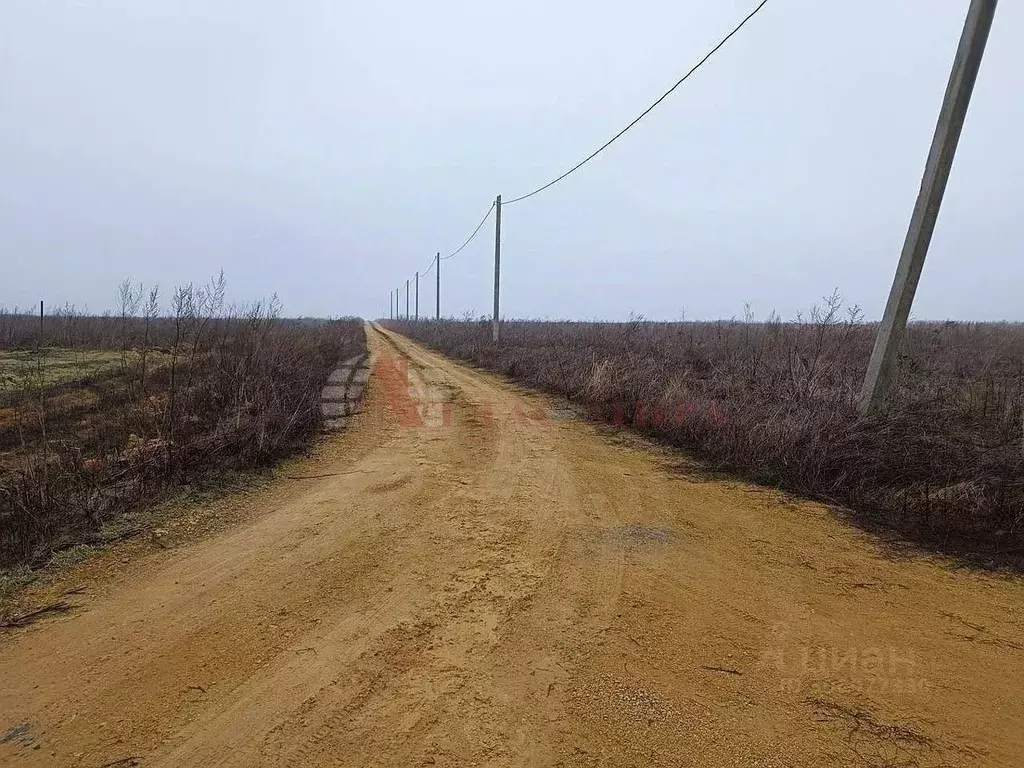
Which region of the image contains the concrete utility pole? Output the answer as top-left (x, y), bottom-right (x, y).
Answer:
top-left (435, 252), bottom-right (440, 320)
top-left (405, 279), bottom-right (410, 320)
top-left (492, 195), bottom-right (502, 342)
top-left (859, 0), bottom-right (998, 415)
top-left (415, 271), bottom-right (419, 321)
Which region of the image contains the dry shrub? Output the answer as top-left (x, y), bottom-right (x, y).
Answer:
top-left (584, 359), bottom-right (620, 402)
top-left (0, 278), bottom-right (365, 567)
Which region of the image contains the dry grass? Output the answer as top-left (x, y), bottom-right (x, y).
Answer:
top-left (388, 296), bottom-right (1024, 568)
top-left (0, 348), bottom-right (142, 393)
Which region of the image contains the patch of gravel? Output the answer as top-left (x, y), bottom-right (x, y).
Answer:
top-left (603, 524), bottom-right (677, 552)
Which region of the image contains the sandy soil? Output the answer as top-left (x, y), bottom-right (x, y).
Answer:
top-left (1, 323), bottom-right (1022, 767)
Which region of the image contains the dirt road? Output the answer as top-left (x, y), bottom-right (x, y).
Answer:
top-left (2, 324), bottom-right (1023, 767)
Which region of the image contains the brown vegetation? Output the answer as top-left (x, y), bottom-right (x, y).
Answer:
top-left (388, 294), bottom-right (1024, 566)
top-left (0, 276), bottom-right (365, 567)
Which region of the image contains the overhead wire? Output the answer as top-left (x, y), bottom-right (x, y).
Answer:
top-left (395, 202), bottom-right (489, 302)
top-left (389, 0), bottom-right (770, 307)
top-left (441, 202), bottom-right (495, 260)
top-left (503, 0), bottom-right (770, 206)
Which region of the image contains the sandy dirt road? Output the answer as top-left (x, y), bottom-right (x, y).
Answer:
top-left (2, 324), bottom-right (1023, 768)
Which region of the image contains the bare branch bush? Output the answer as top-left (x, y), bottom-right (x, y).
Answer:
top-left (0, 279), bottom-right (365, 567)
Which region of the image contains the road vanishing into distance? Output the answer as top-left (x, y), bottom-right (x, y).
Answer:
top-left (2, 324), bottom-right (1023, 767)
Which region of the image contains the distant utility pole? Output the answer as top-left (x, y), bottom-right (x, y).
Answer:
top-left (38, 300), bottom-right (44, 350)
top-left (492, 195), bottom-right (502, 342)
top-left (390, 290), bottom-right (394, 320)
top-left (859, 0), bottom-right (998, 415)
top-left (415, 271), bottom-right (419, 321)
top-left (435, 252), bottom-right (441, 320)
top-left (405, 279), bottom-right (410, 320)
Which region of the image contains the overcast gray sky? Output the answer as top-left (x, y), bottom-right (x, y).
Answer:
top-left (2, 1), bottom-right (1021, 321)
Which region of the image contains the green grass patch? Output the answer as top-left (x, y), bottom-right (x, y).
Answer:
top-left (46, 544), bottom-right (99, 569)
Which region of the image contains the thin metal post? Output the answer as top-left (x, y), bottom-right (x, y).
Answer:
top-left (492, 195), bottom-right (502, 342)
top-left (436, 252), bottom-right (440, 320)
top-left (405, 279), bottom-right (410, 320)
top-left (859, 0), bottom-right (998, 414)
top-left (415, 271), bottom-right (419, 321)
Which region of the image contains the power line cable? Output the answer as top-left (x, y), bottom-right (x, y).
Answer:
top-left (503, 0), bottom-right (770, 206)
top-left (394, 202), bottom-right (490, 299)
top-left (441, 202), bottom-right (495, 260)
top-left (390, 0), bottom-right (769, 306)
top-left (393, 202), bottom-right (489, 302)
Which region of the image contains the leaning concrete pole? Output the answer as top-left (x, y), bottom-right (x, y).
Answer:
top-left (415, 271), bottom-right (419, 321)
top-left (859, 0), bottom-right (998, 415)
top-left (492, 195), bottom-right (502, 342)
